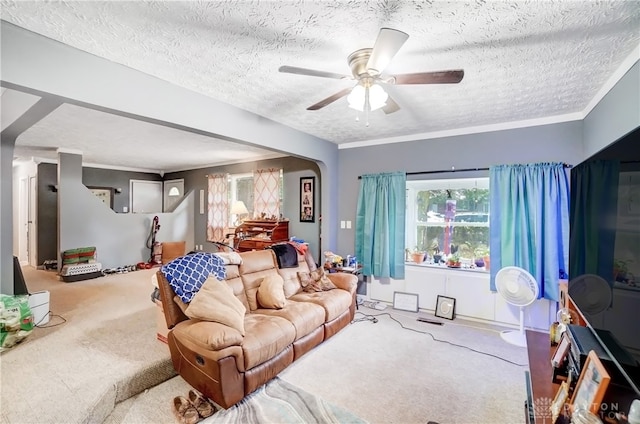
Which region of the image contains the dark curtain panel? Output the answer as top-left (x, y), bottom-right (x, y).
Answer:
top-left (569, 160), bottom-right (620, 284)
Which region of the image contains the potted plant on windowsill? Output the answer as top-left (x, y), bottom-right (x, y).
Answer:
top-left (447, 252), bottom-right (461, 268)
top-left (473, 245), bottom-right (489, 268)
top-left (614, 259), bottom-right (632, 282)
top-left (411, 247), bottom-right (426, 264)
top-left (431, 240), bottom-right (442, 264)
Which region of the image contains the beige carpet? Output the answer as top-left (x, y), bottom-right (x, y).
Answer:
top-left (0, 266), bottom-right (175, 424)
top-left (107, 306), bottom-right (529, 424)
top-left (2, 266), bottom-right (530, 424)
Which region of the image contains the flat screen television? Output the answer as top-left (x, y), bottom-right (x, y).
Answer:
top-left (569, 125), bottom-right (640, 399)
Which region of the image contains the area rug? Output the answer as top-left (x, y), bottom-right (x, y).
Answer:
top-left (202, 377), bottom-right (367, 424)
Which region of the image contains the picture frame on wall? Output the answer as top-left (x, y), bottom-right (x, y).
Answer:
top-left (88, 186), bottom-right (114, 209)
top-left (300, 177), bottom-right (315, 223)
top-left (569, 350), bottom-right (611, 415)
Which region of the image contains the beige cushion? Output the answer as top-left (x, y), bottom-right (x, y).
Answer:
top-left (298, 268), bottom-right (337, 292)
top-left (257, 274), bottom-right (286, 309)
top-left (185, 278), bottom-right (246, 335)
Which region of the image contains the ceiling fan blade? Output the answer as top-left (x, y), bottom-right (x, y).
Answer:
top-left (382, 95), bottom-right (400, 114)
top-left (279, 66), bottom-right (350, 80)
top-left (391, 70), bottom-right (464, 85)
top-left (307, 87), bottom-right (353, 111)
top-left (366, 28), bottom-right (409, 75)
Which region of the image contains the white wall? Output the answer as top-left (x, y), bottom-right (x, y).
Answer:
top-left (369, 265), bottom-right (554, 331)
top-left (12, 159), bottom-right (37, 262)
top-left (58, 152), bottom-right (194, 269)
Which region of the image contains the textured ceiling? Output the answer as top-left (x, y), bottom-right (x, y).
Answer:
top-left (2, 1), bottom-right (639, 172)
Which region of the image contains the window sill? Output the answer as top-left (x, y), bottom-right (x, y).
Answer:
top-left (405, 261), bottom-right (489, 274)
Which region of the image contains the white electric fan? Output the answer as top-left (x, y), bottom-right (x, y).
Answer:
top-left (567, 274), bottom-right (611, 319)
top-left (495, 266), bottom-right (539, 347)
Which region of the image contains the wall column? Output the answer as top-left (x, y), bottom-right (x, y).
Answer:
top-left (0, 97), bottom-right (62, 293)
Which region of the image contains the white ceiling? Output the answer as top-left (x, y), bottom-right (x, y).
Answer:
top-left (2, 1), bottom-right (639, 173)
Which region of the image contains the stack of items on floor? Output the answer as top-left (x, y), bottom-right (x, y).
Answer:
top-left (0, 294), bottom-right (34, 351)
top-left (59, 246), bottom-right (103, 282)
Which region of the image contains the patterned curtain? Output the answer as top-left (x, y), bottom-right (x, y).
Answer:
top-left (207, 174), bottom-right (229, 242)
top-left (253, 168), bottom-right (281, 219)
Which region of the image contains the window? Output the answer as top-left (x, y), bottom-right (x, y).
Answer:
top-left (229, 173), bottom-right (254, 225)
top-left (228, 170), bottom-right (283, 226)
top-left (406, 178), bottom-right (490, 263)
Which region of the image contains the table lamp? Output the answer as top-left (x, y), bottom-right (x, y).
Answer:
top-left (230, 201), bottom-right (249, 227)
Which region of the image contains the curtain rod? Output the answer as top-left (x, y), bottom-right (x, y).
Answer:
top-left (357, 163), bottom-right (573, 179)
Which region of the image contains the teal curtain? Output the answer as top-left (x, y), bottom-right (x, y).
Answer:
top-left (569, 160), bottom-right (620, 283)
top-left (489, 162), bottom-right (570, 301)
top-left (355, 172), bottom-right (406, 279)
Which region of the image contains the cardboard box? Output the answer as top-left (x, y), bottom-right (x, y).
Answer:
top-left (154, 299), bottom-right (169, 344)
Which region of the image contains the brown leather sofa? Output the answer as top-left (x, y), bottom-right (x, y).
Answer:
top-left (157, 249), bottom-right (357, 408)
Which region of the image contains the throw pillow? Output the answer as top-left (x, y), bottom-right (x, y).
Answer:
top-left (185, 277), bottom-right (246, 335)
top-left (257, 274), bottom-right (286, 309)
top-left (298, 268), bottom-right (337, 293)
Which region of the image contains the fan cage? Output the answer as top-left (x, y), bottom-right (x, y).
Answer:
top-left (495, 266), bottom-right (539, 306)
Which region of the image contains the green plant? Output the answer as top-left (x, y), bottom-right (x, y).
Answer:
top-left (614, 259), bottom-right (631, 274)
top-left (448, 252), bottom-right (461, 264)
top-left (473, 244), bottom-right (490, 258)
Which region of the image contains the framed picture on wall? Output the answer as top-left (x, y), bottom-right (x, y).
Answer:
top-left (300, 177), bottom-right (315, 223)
top-left (88, 186), bottom-right (114, 209)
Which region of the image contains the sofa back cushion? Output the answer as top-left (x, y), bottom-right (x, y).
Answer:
top-left (277, 253), bottom-right (310, 297)
top-left (239, 250), bottom-right (281, 311)
top-left (224, 264), bottom-right (251, 312)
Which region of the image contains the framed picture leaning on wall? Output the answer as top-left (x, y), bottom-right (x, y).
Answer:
top-left (300, 177), bottom-right (315, 223)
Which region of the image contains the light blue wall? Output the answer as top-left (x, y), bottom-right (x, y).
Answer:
top-left (336, 121), bottom-right (584, 256)
top-left (583, 61), bottom-right (640, 159)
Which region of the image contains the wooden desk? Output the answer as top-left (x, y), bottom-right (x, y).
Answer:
top-left (525, 330), bottom-right (565, 424)
top-left (234, 219), bottom-right (289, 252)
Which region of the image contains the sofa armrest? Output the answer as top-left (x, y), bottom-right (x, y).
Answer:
top-left (173, 320), bottom-right (244, 351)
top-left (326, 272), bottom-right (357, 294)
top-left (156, 270), bottom-right (188, 329)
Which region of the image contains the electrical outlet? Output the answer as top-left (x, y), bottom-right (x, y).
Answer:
top-left (346, 220), bottom-right (352, 229)
top-left (340, 221), bottom-right (346, 229)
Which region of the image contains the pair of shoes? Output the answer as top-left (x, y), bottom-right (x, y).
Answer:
top-left (188, 389), bottom-right (217, 419)
top-left (173, 396), bottom-right (199, 424)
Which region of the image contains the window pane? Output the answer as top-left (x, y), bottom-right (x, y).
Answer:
top-left (236, 177), bottom-right (254, 216)
top-left (408, 178), bottom-right (490, 264)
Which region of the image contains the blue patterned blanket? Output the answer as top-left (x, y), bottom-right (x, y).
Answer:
top-left (161, 252), bottom-right (226, 303)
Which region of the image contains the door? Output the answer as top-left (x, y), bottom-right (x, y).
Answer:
top-left (163, 179), bottom-right (184, 212)
top-left (18, 178), bottom-right (28, 263)
top-left (130, 180), bottom-right (163, 213)
top-left (28, 176), bottom-right (37, 266)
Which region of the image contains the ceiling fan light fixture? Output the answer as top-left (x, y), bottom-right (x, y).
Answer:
top-left (347, 83), bottom-right (388, 112)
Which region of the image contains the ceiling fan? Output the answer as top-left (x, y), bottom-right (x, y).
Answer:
top-left (279, 28), bottom-right (464, 116)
